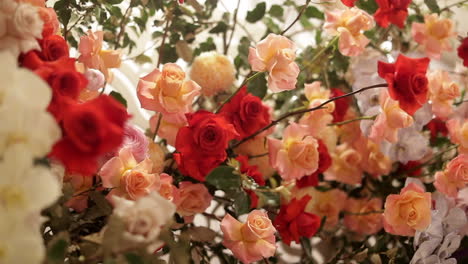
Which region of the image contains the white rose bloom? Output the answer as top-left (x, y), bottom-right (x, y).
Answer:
top-left (0, 144), bottom-right (61, 213)
top-left (0, 51), bottom-right (61, 157)
top-left (384, 127), bottom-right (429, 164)
top-left (111, 192), bottom-right (176, 253)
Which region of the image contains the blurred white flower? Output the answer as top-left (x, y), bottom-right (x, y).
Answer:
top-left (111, 192), bottom-right (176, 253)
top-left (84, 69), bottom-right (105, 91)
top-left (413, 103), bottom-right (433, 131)
top-left (385, 127), bottom-right (429, 164)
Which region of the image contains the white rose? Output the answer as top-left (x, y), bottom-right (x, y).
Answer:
top-left (10, 3), bottom-right (43, 39)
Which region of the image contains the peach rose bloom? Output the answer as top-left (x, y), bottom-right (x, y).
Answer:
top-left (434, 154), bottom-right (468, 197)
top-left (344, 197), bottom-right (383, 236)
top-left (428, 70), bottom-right (460, 119)
top-left (293, 187), bottom-right (347, 230)
top-left (158, 173), bottom-right (179, 205)
top-left (299, 82), bottom-right (335, 136)
top-left (337, 109), bottom-right (362, 145)
top-left (176, 181), bottom-right (212, 222)
top-left (78, 30), bottom-right (122, 81)
top-left (324, 143), bottom-right (363, 185)
top-left (137, 63), bottom-right (200, 116)
top-left (447, 118), bottom-right (468, 154)
top-left (248, 34), bottom-right (300, 92)
top-left (369, 89), bottom-right (414, 143)
top-left (354, 136), bottom-right (392, 177)
top-left (235, 136), bottom-right (276, 180)
top-left (383, 182), bottom-right (431, 236)
top-left (324, 7), bottom-right (374, 56)
top-left (150, 112), bottom-right (188, 147)
top-left (147, 141), bottom-right (166, 174)
top-left (221, 210), bottom-right (276, 264)
top-left (99, 147), bottom-right (160, 201)
top-left (268, 122), bottom-right (319, 181)
top-left (412, 14), bottom-right (455, 59)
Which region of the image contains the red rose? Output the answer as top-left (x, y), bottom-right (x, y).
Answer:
top-left (397, 160), bottom-right (422, 177)
top-left (274, 196), bottom-right (321, 245)
top-left (378, 54), bottom-right (430, 115)
top-left (296, 140), bottom-right (331, 188)
top-left (22, 35), bottom-right (69, 69)
top-left (175, 111), bottom-right (238, 181)
top-left (219, 86), bottom-right (271, 139)
top-left (426, 118), bottom-right (448, 142)
top-left (374, 0), bottom-right (411, 28)
top-left (50, 95), bottom-right (129, 175)
top-left (458, 37), bottom-right (468, 67)
top-left (236, 155), bottom-right (265, 186)
top-left (330, 88), bottom-right (350, 122)
top-left (246, 189), bottom-right (259, 209)
top-left (341, 0), bottom-right (356, 7)
top-left (39, 7), bottom-right (60, 38)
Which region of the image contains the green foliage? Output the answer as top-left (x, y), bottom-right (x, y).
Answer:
top-left (205, 166), bottom-right (241, 193)
top-left (233, 191), bottom-right (251, 216)
top-left (355, 0), bottom-right (379, 14)
top-left (247, 72), bottom-right (268, 99)
top-left (269, 5), bottom-right (284, 18)
top-left (425, 0), bottom-right (440, 13)
top-left (304, 6), bottom-right (324, 19)
top-left (109, 91), bottom-right (128, 108)
top-left (246, 2), bottom-right (266, 23)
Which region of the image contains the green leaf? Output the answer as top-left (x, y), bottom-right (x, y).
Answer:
top-left (159, 44), bottom-right (179, 64)
top-left (355, 0), bottom-right (379, 14)
top-left (205, 166), bottom-right (241, 192)
top-left (106, 0), bottom-right (124, 4)
top-left (234, 191), bottom-right (250, 216)
top-left (47, 233), bottom-right (69, 263)
top-left (109, 91), bottom-right (128, 108)
top-left (209, 21), bottom-right (228, 34)
top-left (304, 6), bottom-right (324, 19)
top-left (125, 253), bottom-right (145, 264)
top-left (246, 2), bottom-right (266, 23)
top-left (135, 54), bottom-right (153, 64)
top-left (424, 0), bottom-right (440, 13)
top-left (247, 72), bottom-right (267, 99)
top-left (269, 5), bottom-right (284, 18)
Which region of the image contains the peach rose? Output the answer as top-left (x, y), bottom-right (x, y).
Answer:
top-left (158, 173), bottom-right (179, 204)
top-left (383, 182), bottom-right (431, 236)
top-left (324, 7), bottom-right (374, 56)
top-left (221, 210), bottom-right (276, 264)
top-left (344, 197), bottom-right (383, 236)
top-left (176, 181), bottom-right (212, 222)
top-left (354, 136), bottom-right (392, 177)
top-left (292, 187), bottom-right (347, 230)
top-left (150, 112), bottom-right (188, 147)
top-left (447, 118), bottom-right (468, 154)
top-left (268, 122), bottom-right (319, 181)
top-left (235, 136), bottom-right (276, 180)
top-left (412, 14), bottom-right (455, 59)
top-left (428, 70), bottom-right (460, 119)
top-left (369, 89), bottom-right (414, 143)
top-left (434, 154), bottom-right (468, 197)
top-left (299, 82), bottom-right (335, 136)
top-left (248, 34), bottom-right (299, 92)
top-left (147, 141), bottom-right (165, 174)
top-left (137, 63), bottom-right (200, 116)
top-left (99, 147), bottom-right (160, 201)
top-left (324, 143), bottom-right (363, 185)
top-left (78, 30), bottom-right (122, 81)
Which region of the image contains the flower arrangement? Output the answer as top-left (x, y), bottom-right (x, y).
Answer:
top-left (2, 0), bottom-right (468, 263)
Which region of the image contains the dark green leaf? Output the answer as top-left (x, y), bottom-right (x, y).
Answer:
top-left (304, 6), bottom-right (324, 19)
top-left (355, 0), bottom-right (379, 14)
top-left (47, 237), bottom-right (68, 262)
top-left (246, 2), bottom-right (266, 23)
top-left (424, 0), bottom-right (440, 13)
top-left (247, 72), bottom-right (267, 99)
top-left (125, 253), bottom-right (145, 264)
top-left (205, 166), bottom-right (241, 192)
top-left (109, 91), bottom-right (128, 108)
top-left (209, 21), bottom-right (228, 34)
top-left (106, 0), bottom-right (124, 4)
top-left (159, 44), bottom-right (179, 64)
top-left (234, 191), bottom-right (250, 216)
top-left (269, 5), bottom-right (284, 18)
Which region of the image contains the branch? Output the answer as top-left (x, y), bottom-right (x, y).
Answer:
top-left (231, 83), bottom-right (388, 149)
top-left (224, 0), bottom-right (241, 54)
top-left (281, 0), bottom-right (312, 35)
top-left (115, 3), bottom-right (133, 48)
top-left (156, 9), bottom-right (173, 68)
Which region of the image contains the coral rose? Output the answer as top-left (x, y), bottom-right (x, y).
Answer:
top-left (378, 54), bottom-right (430, 115)
top-left (176, 181), bottom-right (212, 222)
top-left (412, 14), bottom-right (455, 59)
top-left (268, 122), bottom-right (319, 181)
top-left (447, 118), bottom-right (468, 154)
top-left (221, 210), bottom-right (276, 264)
top-left (190, 51), bottom-right (236, 96)
top-left (428, 70), bottom-right (460, 119)
top-left (434, 154), bottom-right (468, 197)
top-left (383, 181), bottom-right (432, 236)
top-left (235, 136), bottom-right (276, 180)
top-left (344, 197), bottom-right (383, 236)
top-left (248, 34), bottom-right (299, 92)
top-left (138, 63), bottom-right (200, 116)
top-left (299, 82), bottom-right (335, 136)
top-left (324, 142), bottom-right (363, 185)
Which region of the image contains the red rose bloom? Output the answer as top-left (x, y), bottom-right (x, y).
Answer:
top-left (246, 189), bottom-right (259, 209)
top-left (341, 0), bottom-right (356, 7)
top-left (378, 54), bottom-right (430, 115)
top-left (296, 140), bottom-right (331, 188)
top-left (236, 155), bottom-right (265, 186)
top-left (175, 111), bottom-right (239, 181)
top-left (330, 88), bottom-right (350, 122)
top-left (426, 118), bottom-right (448, 142)
top-left (397, 160), bottom-right (422, 177)
top-left (458, 37), bottom-right (468, 67)
top-left (219, 86), bottom-right (271, 139)
top-left (374, 0), bottom-right (411, 28)
top-left (22, 35), bottom-right (69, 69)
top-left (274, 196), bottom-right (321, 245)
top-left (50, 95), bottom-right (129, 175)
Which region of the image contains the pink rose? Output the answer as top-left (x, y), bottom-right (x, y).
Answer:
top-left (248, 34), bottom-right (299, 92)
top-left (324, 7), bottom-right (374, 56)
top-left (99, 147), bottom-right (160, 201)
top-left (299, 82), bottom-right (335, 136)
top-left (412, 14), bottom-right (455, 59)
top-left (158, 173), bottom-right (179, 204)
top-left (344, 197), bottom-right (383, 236)
top-left (221, 210), bottom-right (276, 264)
top-left (354, 136), bottom-right (392, 177)
top-left (137, 63), bottom-right (200, 116)
top-left (324, 143), bottom-right (363, 185)
top-left (268, 122), bottom-right (319, 181)
top-left (176, 181), bottom-right (212, 222)
top-left (383, 181), bottom-right (431, 236)
top-left (447, 118), bottom-right (468, 154)
top-left (434, 154), bottom-right (468, 197)
top-left (428, 70), bottom-right (460, 119)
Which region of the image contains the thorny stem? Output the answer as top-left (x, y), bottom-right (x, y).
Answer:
top-left (231, 83), bottom-right (388, 149)
top-left (328, 115), bottom-right (377, 126)
top-left (152, 113), bottom-right (163, 142)
top-left (280, 0), bottom-right (312, 35)
top-left (224, 0), bottom-right (241, 54)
